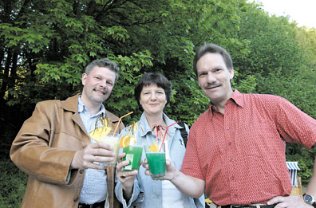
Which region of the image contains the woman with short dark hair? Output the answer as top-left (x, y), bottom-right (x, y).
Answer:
top-left (115, 72), bottom-right (204, 208)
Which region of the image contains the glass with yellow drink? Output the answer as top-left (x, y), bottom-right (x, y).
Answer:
top-left (89, 117), bottom-right (120, 167)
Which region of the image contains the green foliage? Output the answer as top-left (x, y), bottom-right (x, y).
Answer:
top-left (237, 2), bottom-right (305, 77)
top-left (286, 144), bottom-right (314, 184)
top-left (106, 50), bottom-right (153, 120)
top-left (168, 71), bottom-right (209, 125)
top-left (0, 23), bottom-right (52, 53)
top-left (232, 69), bottom-right (257, 93)
top-left (256, 69), bottom-right (316, 118)
top-left (0, 160), bottom-right (26, 208)
top-left (1, 0), bottom-right (316, 192)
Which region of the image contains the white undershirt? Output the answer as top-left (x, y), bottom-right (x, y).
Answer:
top-left (162, 180), bottom-right (185, 207)
top-left (162, 140), bottom-right (185, 208)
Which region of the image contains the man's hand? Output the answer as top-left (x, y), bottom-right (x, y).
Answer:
top-left (267, 195), bottom-right (313, 208)
top-left (71, 142), bottom-right (115, 170)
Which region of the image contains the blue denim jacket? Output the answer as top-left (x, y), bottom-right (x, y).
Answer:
top-left (115, 113), bottom-right (205, 208)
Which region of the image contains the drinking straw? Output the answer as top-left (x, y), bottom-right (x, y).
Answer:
top-left (159, 121), bottom-right (177, 152)
top-left (113, 111), bottom-right (133, 136)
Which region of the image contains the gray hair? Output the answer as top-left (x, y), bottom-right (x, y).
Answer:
top-left (85, 58), bottom-right (120, 80)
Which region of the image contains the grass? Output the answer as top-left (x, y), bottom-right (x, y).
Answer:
top-left (0, 159), bottom-right (26, 208)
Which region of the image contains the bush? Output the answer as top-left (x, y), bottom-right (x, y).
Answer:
top-left (0, 159), bottom-right (26, 208)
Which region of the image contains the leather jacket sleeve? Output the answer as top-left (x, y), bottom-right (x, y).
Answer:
top-left (10, 100), bottom-right (80, 185)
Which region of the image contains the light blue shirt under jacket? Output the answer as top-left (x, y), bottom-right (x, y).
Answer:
top-left (115, 113), bottom-right (205, 208)
top-left (78, 97), bottom-right (108, 204)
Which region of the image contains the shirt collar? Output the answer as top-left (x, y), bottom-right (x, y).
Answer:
top-left (78, 96), bottom-right (106, 117)
top-left (208, 90), bottom-right (244, 116)
top-left (138, 113), bottom-right (178, 137)
top-left (231, 90), bottom-right (244, 107)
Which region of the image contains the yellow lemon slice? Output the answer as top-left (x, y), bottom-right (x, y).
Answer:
top-left (149, 143), bottom-right (159, 152)
top-left (205, 198), bottom-right (213, 205)
top-left (101, 117), bottom-right (109, 128)
top-left (90, 126), bottom-right (112, 142)
top-left (120, 135), bottom-right (136, 148)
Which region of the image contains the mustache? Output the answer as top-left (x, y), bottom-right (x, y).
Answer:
top-left (205, 83), bottom-right (221, 89)
top-left (94, 87), bottom-right (108, 95)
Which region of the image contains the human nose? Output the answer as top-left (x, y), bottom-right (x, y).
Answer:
top-left (149, 92), bottom-right (157, 100)
top-left (100, 80), bottom-right (109, 89)
top-left (206, 73), bottom-right (216, 83)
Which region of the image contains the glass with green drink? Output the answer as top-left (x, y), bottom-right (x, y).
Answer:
top-left (120, 123), bottom-right (143, 171)
top-left (120, 135), bottom-right (143, 171)
top-left (145, 141), bottom-right (166, 179)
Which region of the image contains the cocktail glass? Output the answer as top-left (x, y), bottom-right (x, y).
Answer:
top-left (120, 134), bottom-right (143, 171)
top-left (91, 135), bottom-right (120, 167)
top-left (145, 141), bottom-right (166, 179)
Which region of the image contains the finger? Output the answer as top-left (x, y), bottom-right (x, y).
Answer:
top-left (144, 170), bottom-right (151, 176)
top-left (93, 155), bottom-right (115, 163)
top-left (116, 160), bottom-right (130, 170)
top-left (267, 196), bottom-right (284, 205)
top-left (82, 160), bottom-right (104, 170)
top-left (92, 147), bottom-right (115, 158)
top-left (117, 152), bottom-right (126, 160)
top-left (166, 160), bottom-right (172, 166)
top-left (83, 149), bottom-right (114, 162)
top-left (142, 158), bottom-right (147, 164)
top-left (97, 141), bottom-right (114, 150)
top-left (121, 170), bottom-right (138, 177)
top-left (118, 170), bottom-right (138, 182)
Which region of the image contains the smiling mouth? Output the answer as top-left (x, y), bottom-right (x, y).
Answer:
top-left (94, 89), bottom-right (107, 95)
top-left (206, 84), bottom-right (221, 89)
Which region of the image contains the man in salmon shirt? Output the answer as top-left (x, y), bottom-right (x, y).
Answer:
top-left (145, 43), bottom-right (316, 208)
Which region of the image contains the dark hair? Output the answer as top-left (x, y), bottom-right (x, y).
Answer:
top-left (193, 43), bottom-right (233, 76)
top-left (134, 72), bottom-right (172, 110)
top-left (85, 58), bottom-right (120, 80)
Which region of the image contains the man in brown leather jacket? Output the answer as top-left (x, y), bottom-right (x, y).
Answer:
top-left (10, 58), bottom-right (123, 208)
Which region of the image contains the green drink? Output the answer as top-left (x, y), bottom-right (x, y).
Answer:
top-left (146, 152), bottom-right (166, 179)
top-left (123, 145), bottom-right (143, 171)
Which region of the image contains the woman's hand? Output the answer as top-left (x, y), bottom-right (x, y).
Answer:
top-left (116, 152), bottom-right (138, 199)
top-left (142, 158), bottom-right (179, 181)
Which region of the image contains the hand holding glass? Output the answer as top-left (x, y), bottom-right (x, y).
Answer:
top-left (120, 135), bottom-right (143, 171)
top-left (145, 141), bottom-right (166, 179)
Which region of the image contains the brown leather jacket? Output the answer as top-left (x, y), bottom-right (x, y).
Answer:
top-left (10, 95), bottom-right (123, 208)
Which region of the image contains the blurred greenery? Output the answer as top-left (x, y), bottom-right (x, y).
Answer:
top-left (0, 159), bottom-right (26, 208)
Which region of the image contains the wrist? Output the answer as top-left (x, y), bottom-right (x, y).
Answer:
top-left (303, 193), bottom-right (316, 208)
top-left (122, 185), bottom-right (133, 199)
top-left (170, 171), bottom-right (180, 182)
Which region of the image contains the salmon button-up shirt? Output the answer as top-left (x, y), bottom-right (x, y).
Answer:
top-left (182, 91), bottom-right (316, 205)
